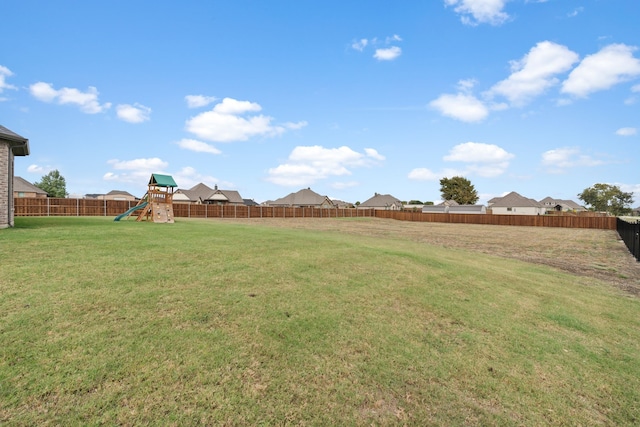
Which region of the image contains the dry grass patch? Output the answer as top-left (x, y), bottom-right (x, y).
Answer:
top-left (219, 217), bottom-right (640, 295)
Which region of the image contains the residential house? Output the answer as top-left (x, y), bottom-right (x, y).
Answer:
top-left (14, 176), bottom-right (47, 198)
top-left (488, 191), bottom-right (545, 215)
top-left (174, 183), bottom-right (245, 205)
top-left (422, 200), bottom-right (486, 214)
top-left (1, 125), bottom-right (30, 229)
top-left (102, 190), bottom-right (137, 201)
top-left (269, 188), bottom-right (335, 208)
top-left (449, 204), bottom-right (487, 214)
top-left (332, 199), bottom-right (355, 208)
top-left (359, 193), bottom-right (403, 210)
top-left (539, 196), bottom-right (586, 213)
top-left (422, 204), bottom-right (448, 213)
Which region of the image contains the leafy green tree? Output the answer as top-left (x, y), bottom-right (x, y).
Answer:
top-left (439, 176), bottom-right (479, 205)
top-left (34, 170), bottom-right (68, 198)
top-left (407, 200), bottom-right (423, 205)
top-left (578, 183), bottom-right (633, 216)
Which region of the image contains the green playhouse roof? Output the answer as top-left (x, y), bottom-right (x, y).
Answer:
top-left (149, 174), bottom-right (177, 187)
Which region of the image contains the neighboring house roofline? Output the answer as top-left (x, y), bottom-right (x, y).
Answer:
top-left (269, 188), bottom-right (334, 207)
top-left (0, 125), bottom-right (30, 156)
top-left (13, 176), bottom-right (48, 195)
top-left (359, 193), bottom-right (402, 208)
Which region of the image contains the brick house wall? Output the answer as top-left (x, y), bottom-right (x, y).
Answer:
top-left (0, 142), bottom-right (12, 228)
top-left (0, 125), bottom-right (29, 229)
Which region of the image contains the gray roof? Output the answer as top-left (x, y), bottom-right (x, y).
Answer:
top-left (449, 205), bottom-right (486, 213)
top-left (270, 188), bottom-right (334, 207)
top-left (176, 183), bottom-right (244, 204)
top-left (423, 204), bottom-right (486, 213)
top-left (14, 176), bottom-right (47, 195)
top-left (106, 190), bottom-right (136, 198)
top-left (422, 205), bottom-right (448, 213)
top-left (539, 196), bottom-right (586, 211)
top-left (0, 125), bottom-right (30, 156)
top-left (359, 193), bottom-right (402, 208)
top-left (490, 191), bottom-right (542, 208)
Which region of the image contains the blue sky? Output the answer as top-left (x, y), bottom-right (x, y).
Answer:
top-left (1, 0), bottom-right (639, 205)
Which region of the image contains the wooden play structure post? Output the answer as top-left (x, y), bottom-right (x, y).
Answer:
top-left (137, 173), bottom-right (177, 223)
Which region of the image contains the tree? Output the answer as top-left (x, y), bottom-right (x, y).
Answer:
top-left (578, 183), bottom-right (633, 216)
top-left (34, 170), bottom-right (68, 198)
top-left (439, 176), bottom-right (479, 205)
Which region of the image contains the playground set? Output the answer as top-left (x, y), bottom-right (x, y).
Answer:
top-left (114, 174), bottom-right (177, 223)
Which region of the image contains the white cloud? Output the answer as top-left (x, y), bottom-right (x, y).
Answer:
top-left (266, 145), bottom-right (385, 187)
top-left (408, 167), bottom-right (466, 181)
top-left (541, 147), bottom-right (604, 173)
top-left (567, 7), bottom-right (584, 17)
top-left (444, 0), bottom-right (510, 26)
top-left (176, 138), bottom-right (221, 154)
top-left (171, 166), bottom-right (227, 190)
top-left (107, 157), bottom-right (168, 171)
top-left (616, 127), bottom-right (637, 136)
top-left (561, 44), bottom-right (640, 98)
top-left (104, 157), bottom-right (169, 185)
top-left (627, 84), bottom-right (640, 104)
top-left (27, 164), bottom-right (54, 174)
top-left (444, 141), bottom-right (514, 163)
top-left (29, 82), bottom-right (111, 113)
top-left (444, 142), bottom-right (514, 177)
top-left (352, 35), bottom-right (403, 61)
top-left (185, 94), bottom-right (217, 108)
top-left (364, 148), bottom-right (385, 161)
top-left (374, 46), bottom-right (402, 61)
top-left (116, 103), bottom-right (151, 123)
top-left (409, 142), bottom-right (513, 181)
top-left (619, 183), bottom-right (640, 197)
top-left (408, 168), bottom-right (440, 181)
top-left (185, 97), bottom-right (302, 142)
top-left (0, 65), bottom-right (16, 93)
top-left (488, 41), bottom-right (579, 106)
top-left (429, 93), bottom-right (489, 122)
top-left (213, 97), bottom-right (262, 115)
top-left (457, 78), bottom-right (478, 93)
top-left (283, 121), bottom-right (308, 130)
top-left (351, 38), bottom-right (368, 51)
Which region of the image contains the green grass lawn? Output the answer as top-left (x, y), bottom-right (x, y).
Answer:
top-left (1, 217), bottom-right (639, 426)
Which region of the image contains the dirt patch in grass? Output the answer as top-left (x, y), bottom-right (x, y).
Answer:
top-left (217, 217), bottom-right (640, 296)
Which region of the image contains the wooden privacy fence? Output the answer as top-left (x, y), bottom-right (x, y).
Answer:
top-left (375, 210), bottom-right (617, 230)
top-left (13, 198), bottom-right (374, 219)
top-left (617, 218), bottom-right (640, 261)
top-left (14, 198), bottom-right (618, 229)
